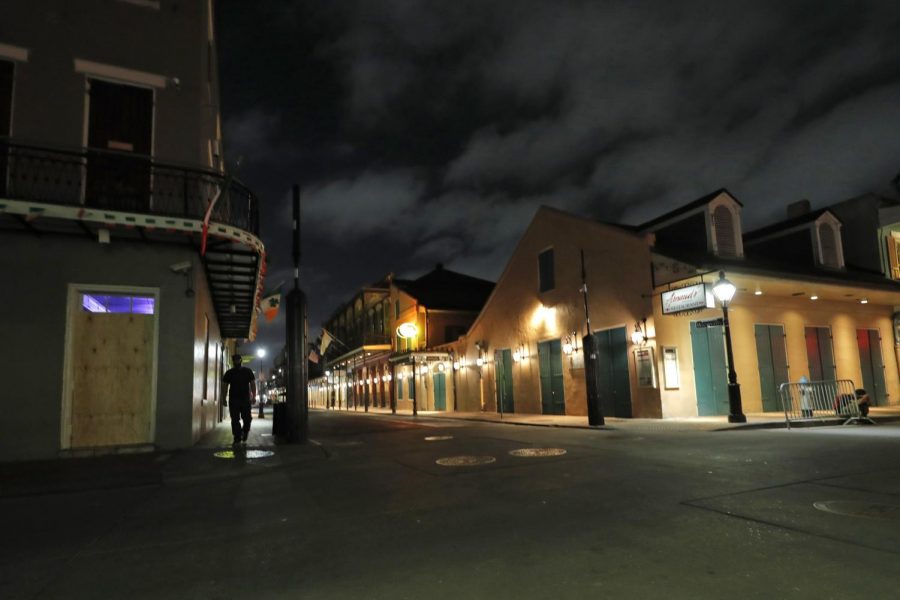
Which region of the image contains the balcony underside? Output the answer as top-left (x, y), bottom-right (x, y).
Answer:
top-left (1, 197), bottom-right (264, 340)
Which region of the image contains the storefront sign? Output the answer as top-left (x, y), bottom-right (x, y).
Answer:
top-left (695, 317), bottom-right (724, 328)
top-left (397, 322), bottom-right (418, 338)
top-left (661, 283), bottom-right (715, 315)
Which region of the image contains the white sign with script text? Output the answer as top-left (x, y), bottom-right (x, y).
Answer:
top-left (661, 283), bottom-right (715, 315)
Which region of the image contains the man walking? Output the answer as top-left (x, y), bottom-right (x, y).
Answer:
top-left (222, 354), bottom-right (257, 446)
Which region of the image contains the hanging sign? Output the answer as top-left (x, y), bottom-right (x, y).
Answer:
top-left (661, 283), bottom-right (715, 315)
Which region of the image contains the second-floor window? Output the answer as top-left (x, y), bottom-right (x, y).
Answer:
top-left (539, 248), bottom-right (555, 292)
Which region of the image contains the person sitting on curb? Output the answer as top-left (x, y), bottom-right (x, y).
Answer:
top-left (855, 388), bottom-right (871, 417)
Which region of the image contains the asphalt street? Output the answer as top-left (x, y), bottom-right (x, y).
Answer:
top-left (2, 410), bottom-right (900, 599)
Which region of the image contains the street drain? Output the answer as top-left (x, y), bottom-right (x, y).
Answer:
top-left (214, 449), bottom-right (275, 460)
top-left (509, 448), bottom-right (567, 457)
top-left (425, 435), bottom-right (454, 441)
top-left (813, 500), bottom-right (900, 520)
top-left (436, 455), bottom-right (496, 467)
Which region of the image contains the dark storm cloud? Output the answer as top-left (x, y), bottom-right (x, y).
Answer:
top-left (217, 0), bottom-right (900, 347)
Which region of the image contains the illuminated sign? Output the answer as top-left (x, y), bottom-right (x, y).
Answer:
top-left (397, 322), bottom-right (419, 338)
top-left (661, 283), bottom-right (715, 315)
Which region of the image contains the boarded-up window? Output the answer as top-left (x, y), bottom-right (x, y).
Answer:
top-left (819, 223), bottom-right (840, 268)
top-left (713, 205), bottom-right (737, 257)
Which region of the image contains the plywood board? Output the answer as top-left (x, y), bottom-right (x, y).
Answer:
top-left (71, 312), bottom-right (154, 448)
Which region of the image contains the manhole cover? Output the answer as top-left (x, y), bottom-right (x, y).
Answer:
top-left (436, 455), bottom-right (496, 467)
top-left (425, 435), bottom-right (454, 441)
top-left (509, 448), bottom-right (567, 457)
top-left (214, 449), bottom-right (275, 460)
top-left (813, 500), bottom-right (900, 520)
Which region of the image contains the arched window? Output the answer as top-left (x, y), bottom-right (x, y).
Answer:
top-left (713, 205), bottom-right (737, 257)
top-left (819, 223), bottom-right (840, 268)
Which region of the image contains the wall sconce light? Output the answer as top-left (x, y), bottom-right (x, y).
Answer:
top-left (438, 362), bottom-right (446, 372)
top-left (453, 361), bottom-right (460, 370)
top-left (419, 365), bottom-right (429, 375)
top-left (631, 319), bottom-right (648, 346)
top-left (860, 298), bottom-right (868, 304)
top-left (513, 349), bottom-right (521, 362)
top-left (476, 356), bottom-right (484, 367)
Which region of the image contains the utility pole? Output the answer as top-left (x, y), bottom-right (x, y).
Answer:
top-left (285, 184), bottom-right (309, 443)
top-left (581, 249), bottom-right (605, 426)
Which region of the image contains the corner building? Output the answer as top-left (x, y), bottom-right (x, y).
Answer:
top-left (0, 1), bottom-right (265, 460)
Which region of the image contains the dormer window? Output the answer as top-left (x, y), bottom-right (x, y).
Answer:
top-left (708, 194), bottom-right (744, 258)
top-left (815, 218), bottom-right (844, 269)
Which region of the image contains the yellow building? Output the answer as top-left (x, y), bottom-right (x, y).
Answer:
top-left (443, 190), bottom-right (900, 419)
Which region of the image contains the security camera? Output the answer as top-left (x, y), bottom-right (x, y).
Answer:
top-left (170, 261), bottom-right (192, 274)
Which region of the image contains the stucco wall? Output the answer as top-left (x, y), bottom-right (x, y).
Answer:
top-left (3, 0), bottom-right (218, 167)
top-left (653, 291), bottom-right (900, 417)
top-left (450, 207), bottom-right (659, 418)
top-left (0, 232), bottom-right (198, 461)
top-left (190, 262), bottom-right (222, 442)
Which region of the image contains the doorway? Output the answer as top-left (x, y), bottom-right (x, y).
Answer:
top-left (85, 78), bottom-right (154, 211)
top-left (495, 349), bottom-right (514, 413)
top-left (755, 324), bottom-right (789, 412)
top-left (433, 372), bottom-right (446, 411)
top-left (857, 329), bottom-right (886, 405)
top-left (538, 339), bottom-right (565, 415)
top-left (593, 327), bottom-right (631, 418)
top-left (690, 321), bottom-right (729, 416)
top-left (62, 287), bottom-right (158, 449)
top-left (805, 327), bottom-right (835, 381)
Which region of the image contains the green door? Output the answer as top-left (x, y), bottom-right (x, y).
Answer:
top-left (538, 339), bottom-right (566, 415)
top-left (433, 372), bottom-right (446, 411)
top-left (755, 324), bottom-right (789, 412)
top-left (857, 329), bottom-right (886, 405)
top-left (691, 322), bottom-right (729, 416)
top-left (594, 327), bottom-right (631, 417)
top-left (805, 327), bottom-right (835, 381)
top-left (495, 349), bottom-right (514, 413)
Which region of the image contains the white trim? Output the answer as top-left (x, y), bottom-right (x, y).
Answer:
top-left (60, 284), bottom-right (160, 450)
top-left (74, 58), bottom-right (167, 89)
top-left (0, 42), bottom-right (29, 62)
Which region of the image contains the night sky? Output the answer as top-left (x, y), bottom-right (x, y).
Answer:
top-left (216, 0), bottom-right (900, 354)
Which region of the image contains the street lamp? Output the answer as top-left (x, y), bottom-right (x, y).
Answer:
top-left (256, 347), bottom-right (266, 418)
top-left (712, 271), bottom-right (746, 423)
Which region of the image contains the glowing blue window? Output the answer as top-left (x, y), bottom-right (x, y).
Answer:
top-left (81, 293), bottom-right (155, 314)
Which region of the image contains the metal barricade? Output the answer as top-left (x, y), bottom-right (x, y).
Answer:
top-left (778, 379), bottom-right (871, 428)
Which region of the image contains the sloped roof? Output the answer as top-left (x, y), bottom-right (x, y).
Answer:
top-left (743, 209), bottom-right (838, 242)
top-left (395, 264), bottom-right (494, 312)
top-left (638, 188), bottom-right (739, 230)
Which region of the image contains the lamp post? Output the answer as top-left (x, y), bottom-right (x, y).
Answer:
top-left (712, 271), bottom-right (746, 423)
top-left (256, 347), bottom-right (266, 418)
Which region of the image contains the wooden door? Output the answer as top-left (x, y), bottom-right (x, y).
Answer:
top-left (433, 373), bottom-right (446, 411)
top-left (755, 324), bottom-right (789, 412)
top-left (70, 312), bottom-right (154, 448)
top-left (494, 349), bottom-right (514, 413)
top-left (691, 322), bottom-right (729, 416)
top-left (594, 327), bottom-right (632, 417)
top-left (538, 339), bottom-right (565, 415)
top-left (805, 327), bottom-right (835, 381)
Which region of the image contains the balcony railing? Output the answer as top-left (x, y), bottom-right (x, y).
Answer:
top-left (0, 139), bottom-right (259, 236)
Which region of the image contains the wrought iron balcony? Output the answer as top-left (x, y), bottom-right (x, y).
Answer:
top-left (0, 138), bottom-right (259, 236)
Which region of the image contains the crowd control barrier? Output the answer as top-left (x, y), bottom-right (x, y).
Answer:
top-left (778, 379), bottom-right (875, 428)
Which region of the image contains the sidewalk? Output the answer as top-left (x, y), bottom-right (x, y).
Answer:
top-left (0, 407), bottom-right (324, 498)
top-left (317, 404), bottom-right (900, 432)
